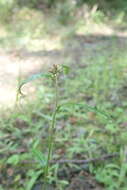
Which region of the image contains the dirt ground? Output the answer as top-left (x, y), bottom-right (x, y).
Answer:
top-left (1, 28), bottom-right (127, 109)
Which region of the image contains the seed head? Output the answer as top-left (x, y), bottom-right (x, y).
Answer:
top-left (49, 64), bottom-right (61, 76)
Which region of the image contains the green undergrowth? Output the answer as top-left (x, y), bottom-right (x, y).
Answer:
top-left (1, 2), bottom-right (127, 190)
top-left (1, 45), bottom-right (127, 190)
top-left (0, 3), bottom-right (127, 51)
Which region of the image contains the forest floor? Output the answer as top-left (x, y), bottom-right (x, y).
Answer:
top-left (1, 19), bottom-right (127, 190)
top-left (0, 23), bottom-right (127, 108)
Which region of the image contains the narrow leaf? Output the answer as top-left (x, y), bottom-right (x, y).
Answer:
top-left (26, 170), bottom-right (42, 190)
top-left (31, 148), bottom-right (46, 167)
top-left (59, 102), bottom-right (111, 120)
top-left (7, 154), bottom-right (20, 165)
top-left (18, 72), bottom-right (51, 95)
top-left (62, 65), bottom-right (70, 74)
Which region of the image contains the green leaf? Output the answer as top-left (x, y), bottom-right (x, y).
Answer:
top-left (59, 102), bottom-right (111, 120)
top-left (31, 148), bottom-right (47, 167)
top-left (62, 65), bottom-right (70, 74)
top-left (26, 170), bottom-right (42, 190)
top-left (105, 164), bottom-right (120, 170)
top-left (18, 72), bottom-right (52, 95)
top-left (7, 154), bottom-right (20, 165)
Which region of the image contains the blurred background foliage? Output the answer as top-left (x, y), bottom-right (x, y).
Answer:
top-left (1, 0), bottom-right (127, 25)
top-left (0, 0), bottom-right (127, 47)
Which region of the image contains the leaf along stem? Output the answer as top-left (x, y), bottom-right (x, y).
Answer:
top-left (43, 73), bottom-right (58, 189)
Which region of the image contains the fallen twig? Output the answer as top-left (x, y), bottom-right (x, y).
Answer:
top-left (20, 152), bottom-right (121, 164)
top-left (50, 153), bottom-right (120, 164)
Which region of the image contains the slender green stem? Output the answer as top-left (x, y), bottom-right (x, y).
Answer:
top-left (43, 73), bottom-right (58, 189)
top-left (55, 74), bottom-right (58, 108)
top-left (15, 65), bottom-right (22, 107)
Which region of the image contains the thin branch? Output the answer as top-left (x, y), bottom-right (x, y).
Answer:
top-left (50, 153), bottom-right (120, 164)
top-left (20, 152), bottom-right (123, 164)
